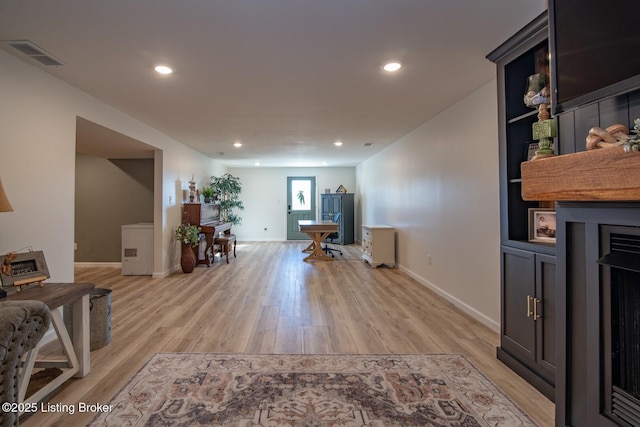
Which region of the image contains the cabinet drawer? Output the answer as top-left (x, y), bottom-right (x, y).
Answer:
top-left (362, 228), bottom-right (372, 239)
top-left (362, 237), bottom-right (372, 256)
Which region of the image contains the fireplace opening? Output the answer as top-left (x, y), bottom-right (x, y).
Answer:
top-left (600, 231), bottom-right (640, 426)
top-left (611, 268), bottom-right (640, 421)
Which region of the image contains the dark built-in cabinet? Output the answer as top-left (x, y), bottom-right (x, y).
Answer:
top-left (489, 9), bottom-right (640, 406)
top-left (320, 193), bottom-right (354, 245)
top-left (487, 12), bottom-right (556, 400)
top-left (501, 248), bottom-right (556, 397)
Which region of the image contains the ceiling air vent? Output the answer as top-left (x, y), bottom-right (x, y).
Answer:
top-left (5, 40), bottom-right (64, 66)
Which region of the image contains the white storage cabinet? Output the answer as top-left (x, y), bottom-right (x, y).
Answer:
top-left (362, 225), bottom-right (395, 267)
top-left (121, 223), bottom-right (153, 275)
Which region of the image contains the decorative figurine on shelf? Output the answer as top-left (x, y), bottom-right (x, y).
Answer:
top-left (188, 176), bottom-right (197, 203)
top-left (524, 73), bottom-right (555, 160)
top-left (584, 118), bottom-right (640, 152)
top-left (523, 73), bottom-right (550, 110)
top-left (585, 123), bottom-right (630, 150)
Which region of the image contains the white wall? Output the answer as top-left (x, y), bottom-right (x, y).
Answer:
top-left (0, 50), bottom-right (223, 279)
top-left (228, 167), bottom-right (356, 240)
top-left (357, 80), bottom-right (501, 330)
top-left (75, 155), bottom-right (154, 262)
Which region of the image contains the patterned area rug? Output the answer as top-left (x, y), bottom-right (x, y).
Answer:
top-left (89, 353), bottom-right (537, 426)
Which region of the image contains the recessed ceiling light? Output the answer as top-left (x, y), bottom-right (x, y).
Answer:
top-left (383, 62), bottom-right (402, 72)
top-left (154, 65), bottom-right (173, 75)
top-left (254, 161), bottom-right (260, 166)
top-left (233, 142), bottom-right (242, 148)
top-left (334, 141), bottom-right (343, 147)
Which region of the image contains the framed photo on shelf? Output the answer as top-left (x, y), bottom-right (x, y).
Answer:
top-left (528, 208), bottom-right (556, 243)
top-left (0, 250), bottom-right (50, 288)
top-left (525, 141), bottom-right (539, 162)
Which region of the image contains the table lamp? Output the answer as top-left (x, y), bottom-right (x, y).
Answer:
top-left (0, 179), bottom-right (13, 212)
top-left (0, 179), bottom-right (12, 297)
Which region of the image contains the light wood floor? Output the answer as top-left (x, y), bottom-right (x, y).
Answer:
top-left (23, 241), bottom-right (554, 426)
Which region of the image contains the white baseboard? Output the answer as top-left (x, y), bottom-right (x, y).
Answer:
top-left (238, 237), bottom-right (287, 242)
top-left (153, 271), bottom-right (171, 279)
top-left (398, 265), bottom-right (500, 333)
top-left (75, 262), bottom-right (170, 278)
top-left (160, 264), bottom-right (185, 278)
top-left (74, 262), bottom-right (121, 268)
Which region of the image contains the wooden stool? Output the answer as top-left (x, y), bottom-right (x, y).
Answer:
top-left (214, 234), bottom-right (236, 264)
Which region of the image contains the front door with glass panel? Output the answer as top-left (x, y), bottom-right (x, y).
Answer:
top-left (287, 176), bottom-right (316, 240)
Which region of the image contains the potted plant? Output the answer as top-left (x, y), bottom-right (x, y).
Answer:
top-left (201, 186), bottom-right (214, 203)
top-left (175, 223), bottom-right (201, 273)
top-left (624, 117), bottom-right (640, 152)
top-left (211, 173), bottom-right (244, 225)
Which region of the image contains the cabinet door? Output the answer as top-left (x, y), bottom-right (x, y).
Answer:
top-left (331, 195), bottom-right (342, 216)
top-left (321, 195), bottom-right (341, 217)
top-left (320, 194), bottom-right (331, 220)
top-left (535, 253), bottom-right (556, 383)
top-left (326, 195), bottom-right (343, 243)
top-left (501, 247), bottom-right (536, 364)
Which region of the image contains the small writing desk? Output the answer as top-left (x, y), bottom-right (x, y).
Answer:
top-left (5, 282), bottom-right (94, 408)
top-left (298, 220), bottom-right (339, 261)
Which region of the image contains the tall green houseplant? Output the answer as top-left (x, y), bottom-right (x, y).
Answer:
top-left (211, 173), bottom-right (244, 225)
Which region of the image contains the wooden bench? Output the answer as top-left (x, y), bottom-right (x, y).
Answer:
top-left (214, 233), bottom-right (236, 264)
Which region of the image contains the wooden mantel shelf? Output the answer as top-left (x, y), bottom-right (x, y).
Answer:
top-left (521, 147), bottom-right (640, 201)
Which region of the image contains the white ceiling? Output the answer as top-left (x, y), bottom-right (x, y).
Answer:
top-left (0, 0), bottom-right (546, 166)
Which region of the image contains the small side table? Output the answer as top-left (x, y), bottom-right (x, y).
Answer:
top-left (214, 234), bottom-right (237, 264)
top-left (5, 282), bottom-right (94, 409)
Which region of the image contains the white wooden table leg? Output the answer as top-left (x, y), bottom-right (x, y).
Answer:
top-left (73, 293), bottom-right (91, 377)
top-left (24, 309), bottom-right (81, 407)
top-left (18, 342), bottom-right (41, 403)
